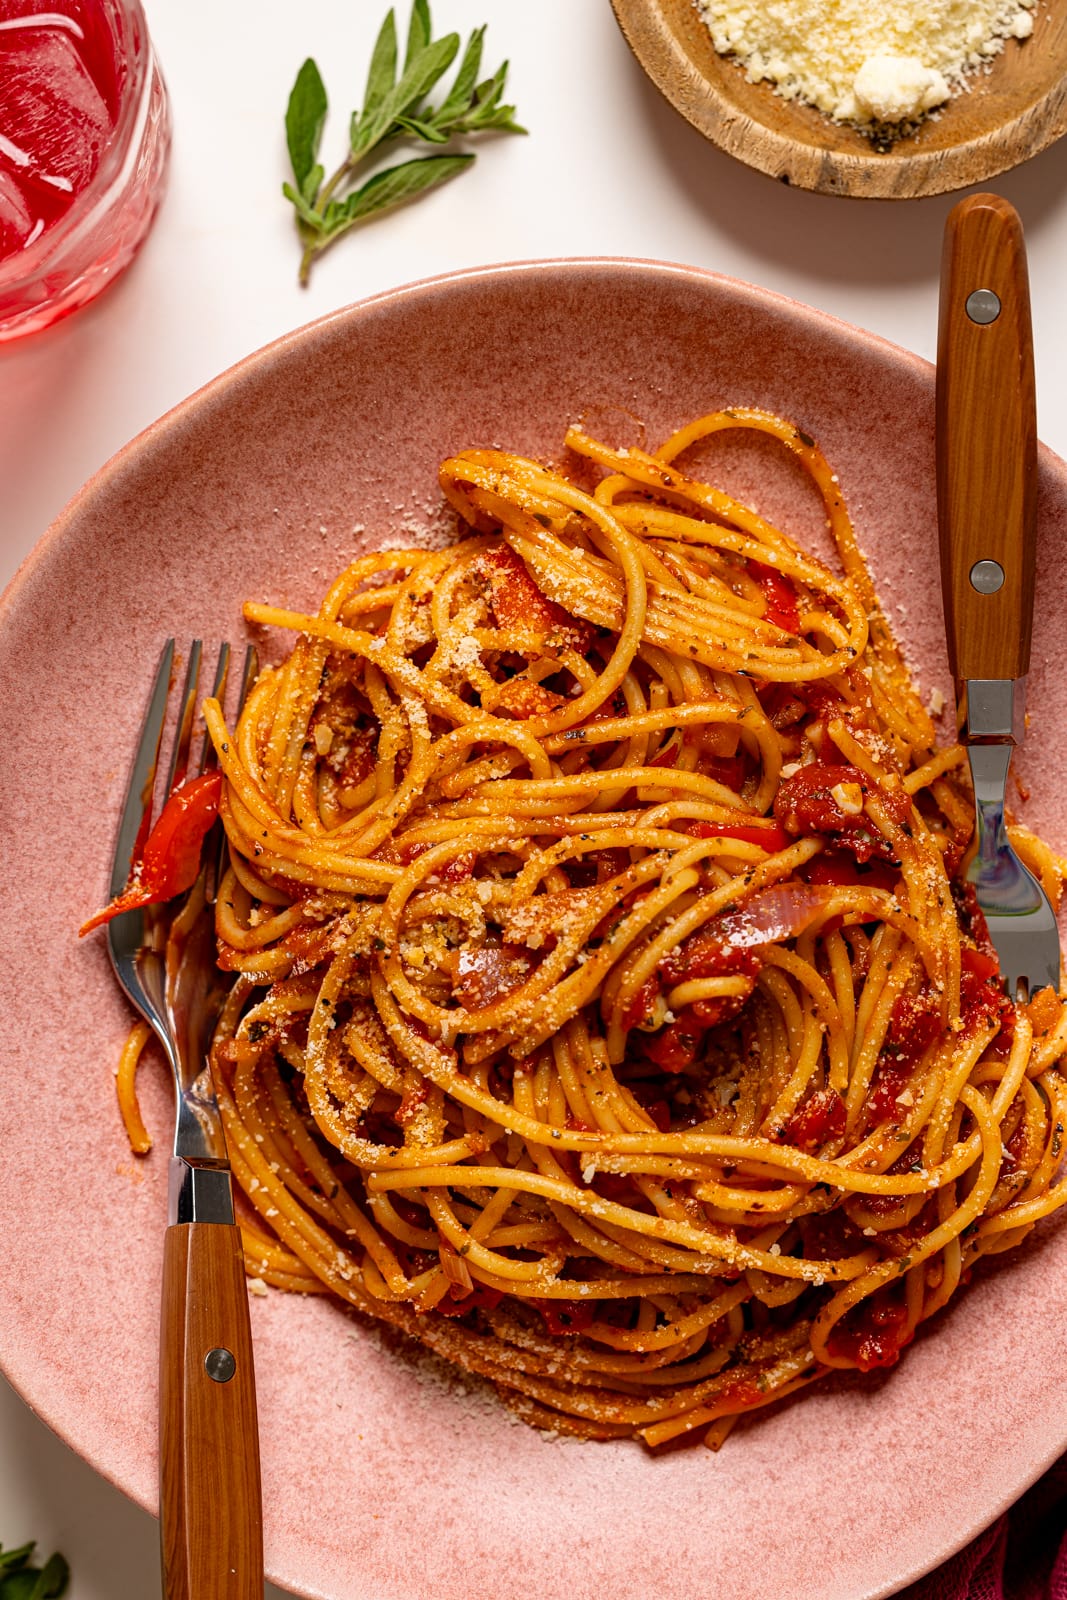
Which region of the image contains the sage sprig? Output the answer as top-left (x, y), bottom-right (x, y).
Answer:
top-left (0, 1541), bottom-right (69, 1600)
top-left (283, 0), bottom-right (525, 285)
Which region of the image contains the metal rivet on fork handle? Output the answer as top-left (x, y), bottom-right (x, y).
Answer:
top-left (205, 1347), bottom-right (236, 1383)
top-left (970, 559), bottom-right (1005, 594)
top-left (966, 288), bottom-right (1001, 324)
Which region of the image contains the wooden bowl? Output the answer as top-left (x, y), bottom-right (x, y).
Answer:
top-left (610, 0), bottom-right (1067, 198)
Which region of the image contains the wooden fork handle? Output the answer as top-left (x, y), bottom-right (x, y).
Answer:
top-left (160, 1222), bottom-right (263, 1599)
top-left (936, 192), bottom-right (1037, 684)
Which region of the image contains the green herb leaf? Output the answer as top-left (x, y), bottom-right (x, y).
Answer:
top-left (404, 0), bottom-right (432, 69)
top-left (464, 62), bottom-right (526, 133)
top-left (327, 153), bottom-right (473, 235)
top-left (352, 31), bottom-right (460, 156)
top-left (282, 4), bottom-right (525, 283)
top-left (0, 1545), bottom-right (69, 1600)
top-left (362, 9), bottom-right (398, 118)
top-left (0, 1548), bottom-right (33, 1576)
top-left (37, 1554), bottom-right (70, 1598)
top-left (281, 180), bottom-right (323, 229)
top-left (432, 25), bottom-right (484, 125)
top-left (391, 115), bottom-right (450, 143)
top-left (285, 59), bottom-right (328, 199)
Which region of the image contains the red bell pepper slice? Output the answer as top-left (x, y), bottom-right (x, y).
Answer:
top-left (746, 559), bottom-right (800, 634)
top-left (435, 1284), bottom-right (505, 1319)
top-left (781, 1086), bottom-right (846, 1152)
top-left (687, 819), bottom-right (792, 853)
top-left (826, 1290), bottom-right (914, 1373)
top-left (537, 1299), bottom-right (595, 1336)
top-left (80, 770), bottom-right (223, 934)
top-left (805, 851), bottom-right (900, 892)
top-left (958, 945), bottom-right (1014, 1046)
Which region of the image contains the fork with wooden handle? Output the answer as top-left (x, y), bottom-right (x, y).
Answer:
top-left (936, 192), bottom-right (1060, 1001)
top-left (95, 640), bottom-right (263, 1599)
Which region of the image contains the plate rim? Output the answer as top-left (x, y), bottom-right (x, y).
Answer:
top-left (2, 254), bottom-right (1065, 1600)
top-left (0, 253), bottom-right (938, 630)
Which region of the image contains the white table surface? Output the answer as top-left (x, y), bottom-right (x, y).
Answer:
top-left (3, 2), bottom-right (1067, 1594)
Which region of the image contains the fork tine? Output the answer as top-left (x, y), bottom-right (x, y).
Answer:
top-left (165, 640), bottom-right (202, 793)
top-left (211, 641), bottom-right (231, 702)
top-left (108, 639), bottom-right (175, 901)
top-left (239, 644), bottom-right (259, 710)
top-left (201, 644), bottom-right (257, 898)
top-left (198, 643), bottom-right (231, 777)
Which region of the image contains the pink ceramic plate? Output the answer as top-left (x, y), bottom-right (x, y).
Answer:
top-left (2, 260), bottom-right (1066, 1600)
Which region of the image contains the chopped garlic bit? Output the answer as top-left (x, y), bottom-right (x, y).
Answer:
top-left (313, 723), bottom-right (334, 756)
top-left (831, 781), bottom-right (865, 815)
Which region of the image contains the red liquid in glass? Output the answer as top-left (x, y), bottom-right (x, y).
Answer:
top-left (0, 2), bottom-right (122, 260)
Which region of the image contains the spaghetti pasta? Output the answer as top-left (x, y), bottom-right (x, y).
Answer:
top-left (196, 407), bottom-right (1067, 1448)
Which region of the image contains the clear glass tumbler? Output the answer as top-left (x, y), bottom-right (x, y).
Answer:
top-left (0, 0), bottom-right (170, 341)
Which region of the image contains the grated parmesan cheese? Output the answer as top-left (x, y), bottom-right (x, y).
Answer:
top-left (697, 0), bottom-right (1038, 126)
top-left (449, 633), bottom-right (482, 671)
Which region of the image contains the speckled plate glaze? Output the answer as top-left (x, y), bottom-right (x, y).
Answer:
top-left (2, 260), bottom-right (1067, 1600)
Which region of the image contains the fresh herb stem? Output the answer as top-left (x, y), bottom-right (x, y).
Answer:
top-left (0, 1540), bottom-right (70, 1599)
top-left (283, 0), bottom-right (525, 285)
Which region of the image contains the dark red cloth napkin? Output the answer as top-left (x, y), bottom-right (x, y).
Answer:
top-left (900, 1454), bottom-right (1067, 1600)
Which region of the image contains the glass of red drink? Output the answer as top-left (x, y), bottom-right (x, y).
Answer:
top-left (0, 0), bottom-right (169, 341)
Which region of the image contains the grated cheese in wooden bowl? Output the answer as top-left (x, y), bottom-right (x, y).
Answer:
top-left (696, 0), bottom-right (1039, 127)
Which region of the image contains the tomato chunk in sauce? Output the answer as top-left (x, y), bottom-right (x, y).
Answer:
top-left (826, 1290), bottom-right (913, 1372)
top-left (780, 1086), bottom-right (846, 1151)
top-left (774, 762), bottom-right (910, 864)
top-left (479, 545), bottom-right (593, 651)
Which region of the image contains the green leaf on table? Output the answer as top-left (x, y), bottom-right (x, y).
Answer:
top-left (281, 180), bottom-right (323, 229)
top-left (0, 1547), bottom-right (34, 1575)
top-left (325, 153), bottom-right (473, 236)
top-left (391, 114), bottom-right (449, 142)
top-left (0, 1544), bottom-right (69, 1600)
top-left (432, 24), bottom-right (484, 125)
top-left (363, 8), bottom-right (398, 117)
top-left (404, 0), bottom-right (432, 70)
top-left (285, 58), bottom-right (328, 200)
top-left (282, 2), bottom-right (525, 283)
top-left (37, 1554), bottom-right (69, 1598)
top-left (351, 31), bottom-right (460, 156)
top-left (464, 62), bottom-right (526, 133)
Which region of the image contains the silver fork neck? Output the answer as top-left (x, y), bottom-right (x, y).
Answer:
top-left (169, 1157), bottom-right (235, 1225)
top-left (957, 676), bottom-right (1027, 746)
